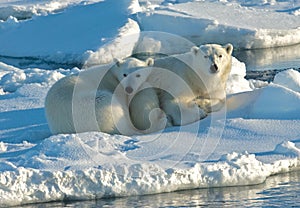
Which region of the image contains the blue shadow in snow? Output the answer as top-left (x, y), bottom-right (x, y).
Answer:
top-left (0, 108), bottom-right (51, 143)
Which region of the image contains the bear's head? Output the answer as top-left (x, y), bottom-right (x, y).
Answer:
top-left (198, 43), bottom-right (233, 74)
top-left (111, 57), bottom-right (154, 95)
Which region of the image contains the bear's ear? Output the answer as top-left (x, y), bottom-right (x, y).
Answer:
top-left (191, 46), bottom-right (200, 55)
top-left (224, 43), bottom-right (233, 55)
top-left (145, 58), bottom-right (154, 66)
top-left (113, 58), bottom-right (123, 67)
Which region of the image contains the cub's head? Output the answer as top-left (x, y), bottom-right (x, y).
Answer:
top-left (199, 43), bottom-right (233, 74)
top-left (111, 57), bottom-right (154, 94)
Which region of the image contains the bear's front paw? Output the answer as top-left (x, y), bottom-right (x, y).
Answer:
top-left (193, 98), bottom-right (225, 113)
top-left (191, 103), bottom-right (207, 120)
top-left (179, 102), bottom-right (207, 125)
top-left (145, 108), bottom-right (168, 133)
top-left (157, 116), bottom-right (168, 130)
top-left (187, 100), bottom-right (198, 108)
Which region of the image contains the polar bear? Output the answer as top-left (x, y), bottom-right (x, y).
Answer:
top-left (127, 43), bottom-right (233, 126)
top-left (111, 58), bottom-right (168, 132)
top-left (45, 57), bottom-right (166, 135)
top-left (160, 43), bottom-right (233, 126)
top-left (195, 43), bottom-right (233, 112)
top-left (112, 58), bottom-right (168, 133)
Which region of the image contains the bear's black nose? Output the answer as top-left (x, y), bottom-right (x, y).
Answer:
top-left (210, 64), bottom-right (219, 73)
top-left (125, 86), bottom-right (133, 94)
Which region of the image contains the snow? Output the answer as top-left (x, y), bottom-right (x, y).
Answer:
top-left (0, 0), bottom-right (104, 21)
top-left (226, 57), bottom-right (252, 94)
top-left (274, 141), bottom-right (300, 157)
top-left (138, 0), bottom-right (300, 49)
top-left (273, 69), bottom-right (300, 93)
top-left (0, 0), bottom-right (141, 67)
top-left (0, 0), bottom-right (300, 206)
top-left (0, 0), bottom-right (299, 68)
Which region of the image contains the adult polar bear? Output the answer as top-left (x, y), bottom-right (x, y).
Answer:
top-left (123, 43), bottom-right (233, 127)
top-left (45, 57), bottom-right (166, 135)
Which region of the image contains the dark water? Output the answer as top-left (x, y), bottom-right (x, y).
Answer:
top-left (22, 171), bottom-right (300, 207)
top-left (1, 43), bottom-right (299, 72)
top-left (235, 44), bottom-right (300, 82)
top-left (233, 43), bottom-right (300, 71)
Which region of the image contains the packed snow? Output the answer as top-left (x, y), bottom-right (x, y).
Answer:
top-left (0, 0), bottom-right (300, 206)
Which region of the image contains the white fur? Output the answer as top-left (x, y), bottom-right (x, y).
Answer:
top-left (104, 44), bottom-right (233, 127)
top-left (112, 58), bottom-right (167, 133)
top-left (45, 57), bottom-right (165, 135)
top-left (146, 44), bottom-right (233, 126)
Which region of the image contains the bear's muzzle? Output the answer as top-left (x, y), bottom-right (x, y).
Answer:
top-left (125, 86), bottom-right (133, 94)
top-left (210, 64), bottom-right (219, 73)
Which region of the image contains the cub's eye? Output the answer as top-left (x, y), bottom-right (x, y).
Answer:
top-left (204, 55), bottom-right (209, 58)
top-left (219, 55), bottom-right (223, 58)
top-left (136, 74), bottom-right (141, 78)
top-left (123, 74), bottom-right (127, 77)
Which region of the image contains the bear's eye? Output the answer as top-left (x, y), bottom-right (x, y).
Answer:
top-left (218, 55), bottom-right (223, 58)
top-left (204, 55), bottom-right (209, 58)
top-left (136, 74), bottom-right (141, 78)
top-left (123, 74), bottom-right (127, 77)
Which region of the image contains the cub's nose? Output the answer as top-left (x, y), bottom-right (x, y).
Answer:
top-left (210, 64), bottom-right (219, 73)
top-left (125, 86), bottom-right (133, 94)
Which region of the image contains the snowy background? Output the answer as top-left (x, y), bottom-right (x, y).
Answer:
top-left (0, 0), bottom-right (300, 206)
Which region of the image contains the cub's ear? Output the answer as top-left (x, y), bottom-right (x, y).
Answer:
top-left (191, 46), bottom-right (200, 55)
top-left (113, 58), bottom-right (123, 67)
top-left (146, 58), bottom-right (154, 66)
top-left (224, 43), bottom-right (233, 55)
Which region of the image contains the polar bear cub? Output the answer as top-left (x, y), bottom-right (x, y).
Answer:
top-left (45, 57), bottom-right (166, 135)
top-left (112, 58), bottom-right (168, 133)
top-left (111, 58), bottom-right (168, 132)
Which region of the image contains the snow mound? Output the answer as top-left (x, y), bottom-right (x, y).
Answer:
top-left (226, 57), bottom-right (252, 94)
top-left (227, 84), bottom-right (300, 119)
top-left (0, 0), bottom-right (104, 21)
top-left (274, 141), bottom-right (300, 157)
top-left (138, 1), bottom-right (300, 48)
top-left (0, 0), bottom-right (140, 67)
top-left (273, 69), bottom-right (300, 93)
top-left (83, 18), bottom-right (140, 67)
top-left (0, 62), bottom-right (78, 93)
